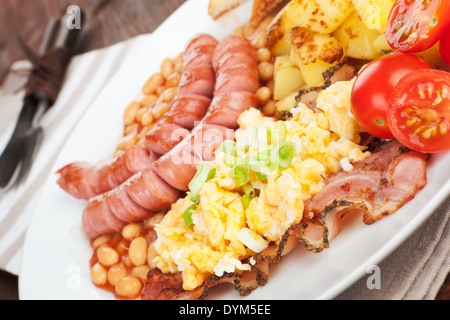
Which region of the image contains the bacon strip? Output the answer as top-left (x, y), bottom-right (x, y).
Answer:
top-left (142, 140), bottom-right (428, 300)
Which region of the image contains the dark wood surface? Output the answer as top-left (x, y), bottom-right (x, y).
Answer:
top-left (0, 0), bottom-right (187, 73)
top-left (0, 0), bottom-right (448, 301)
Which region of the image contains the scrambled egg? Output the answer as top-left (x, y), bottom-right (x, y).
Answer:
top-left (152, 80), bottom-right (370, 291)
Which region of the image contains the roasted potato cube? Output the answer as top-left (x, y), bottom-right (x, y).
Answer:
top-left (267, 0), bottom-right (354, 48)
top-left (333, 11), bottom-right (383, 60)
top-left (270, 33), bottom-right (292, 57)
top-left (275, 91), bottom-right (298, 113)
top-left (290, 27), bottom-right (344, 86)
top-left (351, 0), bottom-right (395, 33)
top-left (273, 55), bottom-right (305, 100)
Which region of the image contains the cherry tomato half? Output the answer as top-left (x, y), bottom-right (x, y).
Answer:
top-left (387, 69), bottom-right (450, 153)
top-left (440, 28), bottom-right (450, 66)
top-left (351, 52), bottom-right (430, 139)
top-left (386, 0), bottom-right (450, 53)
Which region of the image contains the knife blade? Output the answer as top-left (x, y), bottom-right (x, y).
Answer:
top-left (0, 97), bottom-right (48, 188)
top-left (0, 10), bottom-right (83, 190)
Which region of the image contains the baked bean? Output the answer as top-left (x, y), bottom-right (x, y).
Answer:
top-left (146, 241), bottom-right (158, 268)
top-left (262, 100), bottom-right (277, 117)
top-left (123, 101), bottom-right (141, 125)
top-left (97, 245), bottom-right (120, 267)
top-left (174, 61), bottom-right (183, 73)
top-left (108, 263), bottom-right (128, 286)
top-left (115, 239), bottom-right (129, 256)
top-left (131, 265), bottom-right (150, 281)
top-left (256, 87), bottom-right (272, 104)
top-left (140, 109), bottom-right (154, 126)
top-left (116, 134), bottom-right (138, 151)
top-left (161, 58), bottom-right (174, 79)
top-left (115, 276), bottom-right (142, 298)
top-left (123, 255), bottom-right (133, 269)
top-left (129, 237), bottom-right (147, 266)
top-left (258, 61), bottom-right (274, 81)
top-left (144, 213), bottom-right (165, 229)
top-left (152, 102), bottom-right (170, 120)
top-left (140, 94), bottom-right (158, 107)
top-left (156, 85), bottom-right (166, 96)
top-left (92, 235), bottom-right (111, 249)
top-left (138, 126), bottom-right (152, 140)
top-left (135, 107), bottom-right (148, 124)
top-left (266, 79), bottom-right (274, 92)
top-left (160, 87), bottom-right (177, 103)
top-left (257, 48), bottom-right (271, 63)
top-left (124, 123), bottom-right (139, 136)
top-left (122, 223), bottom-right (141, 241)
top-left (252, 32), bottom-right (268, 50)
top-left (165, 72), bottom-right (181, 88)
top-left (91, 263), bottom-right (107, 285)
top-left (142, 73), bottom-right (164, 95)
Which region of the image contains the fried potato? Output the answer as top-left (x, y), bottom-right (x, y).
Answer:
top-left (208, 0), bottom-right (247, 20)
top-left (266, 0), bottom-right (354, 48)
top-left (290, 27), bottom-right (344, 86)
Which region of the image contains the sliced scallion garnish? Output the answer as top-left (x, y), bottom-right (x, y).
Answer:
top-left (242, 183), bottom-right (256, 199)
top-left (276, 142), bottom-right (295, 171)
top-left (183, 204), bottom-right (197, 227)
top-left (188, 163), bottom-right (216, 195)
top-left (241, 193), bottom-right (250, 209)
top-left (256, 172), bottom-right (267, 182)
top-left (233, 164), bottom-right (250, 187)
top-left (225, 154), bottom-right (245, 167)
top-left (268, 121), bottom-right (287, 144)
top-left (218, 140), bottom-right (236, 155)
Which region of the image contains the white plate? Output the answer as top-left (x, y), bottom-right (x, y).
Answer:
top-left (19, 0), bottom-right (450, 300)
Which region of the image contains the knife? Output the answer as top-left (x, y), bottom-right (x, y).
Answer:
top-left (0, 11), bottom-right (84, 189)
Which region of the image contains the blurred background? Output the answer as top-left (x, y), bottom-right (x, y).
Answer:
top-left (0, 0), bottom-right (186, 74)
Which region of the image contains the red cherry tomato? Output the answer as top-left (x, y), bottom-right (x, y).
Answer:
top-left (387, 69), bottom-right (450, 153)
top-left (440, 28), bottom-right (450, 66)
top-left (351, 52), bottom-right (430, 139)
top-left (386, 0), bottom-right (450, 53)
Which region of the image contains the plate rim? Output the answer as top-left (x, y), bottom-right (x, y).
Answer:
top-left (18, 0), bottom-right (450, 300)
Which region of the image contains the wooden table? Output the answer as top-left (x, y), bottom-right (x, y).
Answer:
top-left (0, 0), bottom-right (448, 301)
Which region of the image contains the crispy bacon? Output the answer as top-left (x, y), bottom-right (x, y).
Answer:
top-left (142, 140), bottom-right (429, 300)
top-left (142, 259), bottom-right (269, 300)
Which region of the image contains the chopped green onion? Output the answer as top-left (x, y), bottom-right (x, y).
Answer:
top-left (242, 183), bottom-right (256, 199)
top-left (236, 140), bottom-right (249, 157)
top-left (276, 142), bottom-right (295, 171)
top-left (183, 204), bottom-right (197, 227)
top-left (188, 163), bottom-right (216, 195)
top-left (246, 147), bottom-right (273, 175)
top-left (225, 154), bottom-right (245, 167)
top-left (268, 121), bottom-right (287, 144)
top-left (218, 140), bottom-right (236, 155)
top-left (256, 172), bottom-right (267, 182)
top-left (241, 194), bottom-right (250, 209)
top-left (187, 191), bottom-right (200, 205)
top-left (206, 167), bottom-right (216, 181)
top-left (233, 164), bottom-right (250, 187)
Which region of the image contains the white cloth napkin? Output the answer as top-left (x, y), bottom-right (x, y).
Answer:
top-left (335, 195), bottom-right (450, 300)
top-left (0, 33), bottom-right (154, 275)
